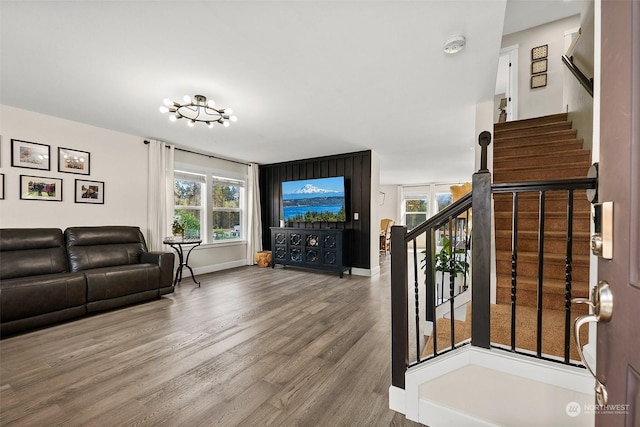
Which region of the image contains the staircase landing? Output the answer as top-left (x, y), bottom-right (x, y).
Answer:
top-left (394, 345), bottom-right (594, 427)
top-left (420, 364), bottom-right (593, 426)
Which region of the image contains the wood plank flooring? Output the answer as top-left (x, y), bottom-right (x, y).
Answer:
top-left (0, 258), bottom-right (423, 426)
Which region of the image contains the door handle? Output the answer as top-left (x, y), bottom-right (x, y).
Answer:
top-left (572, 280), bottom-right (613, 405)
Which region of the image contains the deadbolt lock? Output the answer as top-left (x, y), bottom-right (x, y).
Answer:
top-left (591, 202), bottom-right (613, 259)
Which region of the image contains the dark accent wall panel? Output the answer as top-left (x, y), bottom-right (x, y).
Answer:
top-left (260, 150), bottom-right (372, 269)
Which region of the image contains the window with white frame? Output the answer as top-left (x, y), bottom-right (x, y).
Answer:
top-left (174, 171), bottom-right (205, 239)
top-left (211, 175), bottom-right (244, 241)
top-left (401, 183), bottom-right (456, 229)
top-left (173, 168), bottom-right (246, 243)
top-left (404, 197), bottom-right (429, 230)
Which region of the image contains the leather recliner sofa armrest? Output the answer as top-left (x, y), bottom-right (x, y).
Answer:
top-left (141, 252), bottom-right (175, 288)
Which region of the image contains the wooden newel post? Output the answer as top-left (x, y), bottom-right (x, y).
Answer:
top-left (472, 131), bottom-right (492, 349)
top-left (478, 130), bottom-right (492, 172)
top-left (390, 225), bottom-right (408, 389)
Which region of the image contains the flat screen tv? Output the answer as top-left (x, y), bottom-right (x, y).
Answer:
top-left (282, 176), bottom-right (346, 222)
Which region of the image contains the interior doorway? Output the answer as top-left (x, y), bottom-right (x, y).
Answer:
top-left (495, 45), bottom-right (519, 123)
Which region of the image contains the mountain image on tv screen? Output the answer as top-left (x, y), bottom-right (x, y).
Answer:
top-left (282, 177), bottom-right (346, 222)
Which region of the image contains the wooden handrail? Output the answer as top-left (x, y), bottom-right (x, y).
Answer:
top-left (562, 55), bottom-right (594, 97)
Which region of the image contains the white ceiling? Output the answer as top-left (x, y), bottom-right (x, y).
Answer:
top-left (0, 1), bottom-right (585, 185)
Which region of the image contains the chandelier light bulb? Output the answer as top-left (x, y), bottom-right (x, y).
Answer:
top-left (161, 94), bottom-right (235, 128)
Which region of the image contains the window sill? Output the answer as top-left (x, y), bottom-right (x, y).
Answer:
top-left (196, 240), bottom-right (248, 249)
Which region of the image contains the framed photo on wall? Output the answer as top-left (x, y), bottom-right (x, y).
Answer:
top-left (75, 179), bottom-right (104, 204)
top-left (58, 147), bottom-right (90, 175)
top-left (0, 173), bottom-right (4, 200)
top-left (20, 175), bottom-right (62, 201)
top-left (11, 139), bottom-right (51, 170)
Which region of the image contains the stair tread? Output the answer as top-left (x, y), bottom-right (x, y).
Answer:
top-left (493, 113), bottom-right (568, 131)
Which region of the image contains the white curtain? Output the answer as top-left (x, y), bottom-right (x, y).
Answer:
top-left (147, 140), bottom-right (175, 251)
top-left (246, 162), bottom-right (263, 264)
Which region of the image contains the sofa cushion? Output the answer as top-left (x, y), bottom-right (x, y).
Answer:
top-left (0, 228), bottom-right (68, 279)
top-left (65, 226), bottom-right (148, 272)
top-left (0, 272), bottom-right (86, 322)
top-left (84, 263), bottom-right (160, 303)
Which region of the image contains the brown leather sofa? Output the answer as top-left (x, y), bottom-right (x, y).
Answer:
top-left (0, 226), bottom-right (175, 337)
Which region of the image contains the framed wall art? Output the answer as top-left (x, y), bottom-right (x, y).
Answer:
top-left (11, 139), bottom-right (51, 171)
top-left (531, 44), bottom-right (548, 60)
top-left (75, 179), bottom-right (104, 204)
top-left (531, 59), bottom-right (548, 74)
top-left (0, 174), bottom-right (4, 200)
top-left (20, 175), bottom-right (62, 201)
top-left (11, 139), bottom-right (51, 170)
top-left (531, 74), bottom-right (548, 89)
top-left (58, 147), bottom-right (90, 175)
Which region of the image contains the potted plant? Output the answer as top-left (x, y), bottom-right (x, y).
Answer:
top-left (421, 236), bottom-right (469, 302)
top-left (434, 236), bottom-right (469, 279)
top-left (172, 215), bottom-right (186, 238)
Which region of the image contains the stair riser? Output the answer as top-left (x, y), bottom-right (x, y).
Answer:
top-left (496, 259), bottom-right (591, 282)
top-left (496, 276), bottom-right (589, 294)
top-left (494, 166), bottom-right (591, 182)
top-left (493, 198), bottom-right (591, 214)
top-left (495, 215), bottom-right (591, 232)
top-left (494, 122), bottom-right (573, 139)
top-left (494, 141), bottom-right (584, 158)
top-left (496, 287), bottom-right (589, 310)
top-left (495, 236), bottom-right (591, 255)
top-left (494, 130), bottom-right (578, 147)
top-left (495, 152), bottom-right (591, 169)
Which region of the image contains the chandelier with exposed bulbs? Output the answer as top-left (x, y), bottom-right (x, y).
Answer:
top-left (159, 95), bottom-right (237, 128)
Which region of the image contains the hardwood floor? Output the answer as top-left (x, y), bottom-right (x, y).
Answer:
top-left (0, 258), bottom-right (423, 426)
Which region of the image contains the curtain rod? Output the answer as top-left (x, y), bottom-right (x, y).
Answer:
top-left (143, 140), bottom-right (250, 166)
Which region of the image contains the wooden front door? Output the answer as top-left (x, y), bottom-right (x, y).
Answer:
top-left (597, 0), bottom-right (640, 425)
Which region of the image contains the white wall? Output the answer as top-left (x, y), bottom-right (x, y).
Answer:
top-left (378, 185), bottom-right (400, 226)
top-left (563, 1), bottom-right (594, 150)
top-left (502, 15), bottom-right (581, 120)
top-left (0, 105), bottom-right (147, 230)
top-left (367, 150), bottom-right (381, 276)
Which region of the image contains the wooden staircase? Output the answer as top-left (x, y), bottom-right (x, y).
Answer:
top-left (493, 113), bottom-right (592, 311)
top-left (423, 113), bottom-right (592, 362)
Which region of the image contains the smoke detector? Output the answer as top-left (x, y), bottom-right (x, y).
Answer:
top-left (443, 35), bottom-right (466, 54)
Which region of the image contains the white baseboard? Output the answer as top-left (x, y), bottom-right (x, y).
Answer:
top-left (352, 266), bottom-right (380, 277)
top-left (190, 260), bottom-right (247, 276)
top-left (388, 385), bottom-right (406, 414)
